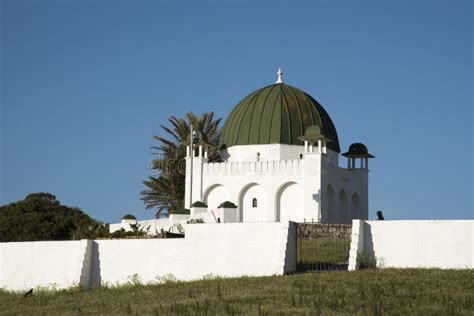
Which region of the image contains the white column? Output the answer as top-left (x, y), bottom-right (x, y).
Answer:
top-left (198, 145), bottom-right (203, 157)
top-left (304, 141), bottom-right (308, 153)
top-left (322, 140), bottom-right (327, 154)
top-left (309, 143), bottom-right (313, 153)
top-left (204, 147), bottom-right (208, 159)
top-left (186, 146), bottom-right (190, 158)
top-left (318, 139), bottom-right (322, 153)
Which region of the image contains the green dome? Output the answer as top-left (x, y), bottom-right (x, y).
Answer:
top-left (219, 83), bottom-right (340, 152)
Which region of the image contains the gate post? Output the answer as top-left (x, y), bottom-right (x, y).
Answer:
top-left (348, 219), bottom-right (365, 270)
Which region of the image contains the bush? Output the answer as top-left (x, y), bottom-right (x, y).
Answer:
top-left (357, 251), bottom-right (377, 269)
top-left (187, 218), bottom-right (204, 224)
top-left (0, 193), bottom-right (109, 242)
top-left (109, 228), bottom-right (136, 239)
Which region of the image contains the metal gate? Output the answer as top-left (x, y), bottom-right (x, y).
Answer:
top-left (296, 223), bottom-right (352, 272)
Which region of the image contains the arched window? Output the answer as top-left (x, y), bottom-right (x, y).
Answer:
top-left (252, 198), bottom-right (258, 208)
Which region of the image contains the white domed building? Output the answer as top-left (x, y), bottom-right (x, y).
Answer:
top-left (110, 69), bottom-right (375, 233)
top-left (185, 69), bottom-right (374, 224)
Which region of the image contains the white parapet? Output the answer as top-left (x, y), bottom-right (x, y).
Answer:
top-left (348, 219), bottom-right (474, 269)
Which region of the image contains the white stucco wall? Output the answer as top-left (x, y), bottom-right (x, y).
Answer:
top-left (199, 158), bottom-right (306, 222)
top-left (206, 185), bottom-right (230, 213)
top-left (278, 183), bottom-right (304, 222)
top-left (98, 222), bottom-right (295, 285)
top-left (221, 144), bottom-right (304, 162)
top-left (0, 222), bottom-right (296, 291)
top-left (349, 220), bottom-right (474, 269)
top-left (0, 240), bottom-right (90, 291)
top-left (184, 142), bottom-right (367, 225)
top-left (321, 158), bottom-right (368, 224)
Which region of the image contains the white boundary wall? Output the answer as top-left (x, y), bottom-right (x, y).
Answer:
top-left (349, 220), bottom-right (474, 270)
top-left (0, 222), bottom-right (296, 291)
top-left (0, 240), bottom-right (90, 291)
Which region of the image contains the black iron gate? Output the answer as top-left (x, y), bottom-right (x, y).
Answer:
top-left (296, 223), bottom-right (352, 272)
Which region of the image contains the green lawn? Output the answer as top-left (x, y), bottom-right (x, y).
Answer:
top-left (1, 269), bottom-right (473, 315)
top-left (297, 237), bottom-right (351, 264)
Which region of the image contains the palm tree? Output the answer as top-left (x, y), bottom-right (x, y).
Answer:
top-left (141, 112), bottom-right (222, 217)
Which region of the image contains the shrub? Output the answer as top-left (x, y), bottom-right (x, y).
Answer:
top-left (187, 218), bottom-right (204, 224)
top-left (357, 251), bottom-right (377, 269)
top-left (155, 274), bottom-right (178, 284)
top-left (0, 192), bottom-right (109, 242)
top-left (110, 228), bottom-right (135, 238)
top-left (175, 224), bottom-right (185, 234)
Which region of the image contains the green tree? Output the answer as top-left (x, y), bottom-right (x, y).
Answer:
top-left (0, 193), bottom-right (109, 242)
top-left (141, 112), bottom-right (221, 216)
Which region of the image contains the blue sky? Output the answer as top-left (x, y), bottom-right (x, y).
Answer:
top-left (1, 1), bottom-right (472, 222)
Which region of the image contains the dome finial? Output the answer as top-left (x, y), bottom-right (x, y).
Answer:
top-left (275, 67), bottom-right (283, 84)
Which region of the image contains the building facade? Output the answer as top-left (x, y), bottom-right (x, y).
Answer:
top-left (185, 69), bottom-right (374, 224)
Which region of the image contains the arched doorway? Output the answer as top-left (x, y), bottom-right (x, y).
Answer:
top-left (203, 184), bottom-right (230, 213)
top-left (338, 189), bottom-right (348, 223)
top-left (277, 182), bottom-right (304, 223)
top-left (327, 184), bottom-right (336, 223)
top-left (239, 183), bottom-right (267, 222)
top-left (351, 193), bottom-right (361, 219)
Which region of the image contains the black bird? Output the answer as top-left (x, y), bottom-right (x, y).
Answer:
top-left (376, 210), bottom-right (385, 220)
top-left (23, 289), bottom-right (33, 298)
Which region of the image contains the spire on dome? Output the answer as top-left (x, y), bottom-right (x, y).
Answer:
top-left (275, 67), bottom-right (283, 84)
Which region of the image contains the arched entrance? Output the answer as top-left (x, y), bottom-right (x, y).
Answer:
top-left (327, 184), bottom-right (336, 223)
top-left (277, 182), bottom-right (304, 223)
top-left (351, 193), bottom-right (361, 219)
top-left (338, 189), bottom-right (348, 223)
top-left (203, 184), bottom-right (230, 213)
top-left (239, 183), bottom-right (267, 222)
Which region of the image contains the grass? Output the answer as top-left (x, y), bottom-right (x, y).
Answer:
top-left (297, 237), bottom-right (351, 264)
top-left (1, 269), bottom-right (473, 315)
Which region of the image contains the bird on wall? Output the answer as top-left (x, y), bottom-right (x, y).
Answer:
top-left (377, 210), bottom-right (385, 220)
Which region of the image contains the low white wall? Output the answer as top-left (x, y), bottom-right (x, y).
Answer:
top-left (0, 240), bottom-right (90, 291)
top-left (0, 222), bottom-right (296, 291)
top-left (97, 222), bottom-right (294, 285)
top-left (349, 220), bottom-right (474, 269)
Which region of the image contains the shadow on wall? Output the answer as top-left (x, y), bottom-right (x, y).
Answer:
top-left (90, 241), bottom-right (101, 288)
top-left (362, 221), bottom-right (376, 267)
top-left (284, 222), bottom-right (297, 273)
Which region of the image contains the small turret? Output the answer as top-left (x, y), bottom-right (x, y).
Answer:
top-left (342, 143), bottom-right (374, 170)
top-left (298, 125), bottom-right (332, 154)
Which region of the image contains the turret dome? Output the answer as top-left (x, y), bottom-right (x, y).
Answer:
top-left (219, 82), bottom-right (340, 152)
